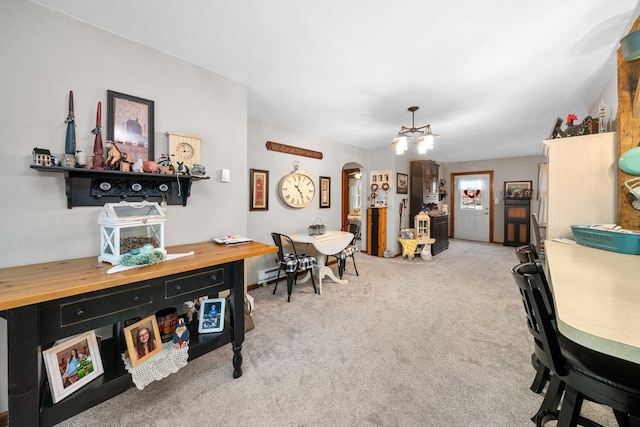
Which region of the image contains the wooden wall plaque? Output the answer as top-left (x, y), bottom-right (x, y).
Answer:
top-left (266, 141), bottom-right (323, 159)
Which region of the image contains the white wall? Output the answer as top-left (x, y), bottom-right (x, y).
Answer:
top-left (442, 154), bottom-right (546, 243)
top-left (0, 0), bottom-right (249, 413)
top-left (246, 118), bottom-right (368, 278)
top-left (0, 0), bottom-right (249, 268)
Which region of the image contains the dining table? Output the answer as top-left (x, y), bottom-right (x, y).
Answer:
top-left (545, 239), bottom-right (640, 364)
top-left (289, 230), bottom-right (354, 294)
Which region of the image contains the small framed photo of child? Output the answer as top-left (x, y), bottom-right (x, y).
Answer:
top-left (42, 330), bottom-right (104, 403)
top-left (198, 298), bottom-right (225, 333)
top-left (124, 315), bottom-right (162, 367)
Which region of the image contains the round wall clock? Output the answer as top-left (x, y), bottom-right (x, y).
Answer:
top-left (279, 165), bottom-right (316, 208)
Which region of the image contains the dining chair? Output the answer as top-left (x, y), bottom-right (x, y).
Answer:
top-left (271, 232), bottom-right (317, 302)
top-left (531, 213), bottom-right (546, 261)
top-left (326, 220), bottom-right (360, 279)
top-left (513, 245), bottom-right (548, 394)
top-left (511, 262), bottom-right (640, 427)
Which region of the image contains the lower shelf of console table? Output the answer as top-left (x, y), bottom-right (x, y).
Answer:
top-left (0, 241), bottom-right (277, 426)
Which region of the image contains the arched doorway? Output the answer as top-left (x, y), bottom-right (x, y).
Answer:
top-left (341, 163), bottom-right (363, 229)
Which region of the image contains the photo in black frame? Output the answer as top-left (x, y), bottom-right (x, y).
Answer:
top-left (107, 90), bottom-right (155, 163)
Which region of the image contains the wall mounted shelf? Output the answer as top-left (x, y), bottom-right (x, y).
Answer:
top-left (30, 165), bottom-right (209, 209)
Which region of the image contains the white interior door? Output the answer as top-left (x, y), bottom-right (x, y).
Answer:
top-left (454, 174), bottom-right (490, 242)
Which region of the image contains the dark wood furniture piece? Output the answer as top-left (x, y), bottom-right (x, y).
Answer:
top-left (367, 207), bottom-right (386, 257)
top-left (503, 198), bottom-right (531, 246)
top-left (409, 160), bottom-right (443, 227)
top-left (0, 241), bottom-right (277, 426)
top-left (30, 165), bottom-right (209, 208)
top-left (430, 214), bottom-right (449, 255)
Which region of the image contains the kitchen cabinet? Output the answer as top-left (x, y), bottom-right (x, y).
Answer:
top-left (430, 214), bottom-right (449, 255)
top-left (410, 160), bottom-right (441, 227)
top-left (367, 207), bottom-right (386, 257)
top-left (503, 198), bottom-right (530, 246)
top-left (543, 132), bottom-right (617, 239)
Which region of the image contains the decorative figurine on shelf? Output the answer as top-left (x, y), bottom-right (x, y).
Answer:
top-left (173, 318), bottom-right (190, 349)
top-left (176, 161), bottom-right (190, 175)
top-left (132, 157), bottom-right (144, 173)
top-left (75, 150), bottom-right (87, 168)
top-left (32, 147), bottom-right (52, 166)
top-left (190, 163), bottom-right (206, 177)
top-left (549, 114), bottom-right (593, 139)
top-left (142, 160), bottom-right (161, 173)
top-left (157, 154), bottom-right (175, 174)
top-left (120, 152), bottom-right (131, 172)
top-left (64, 90), bottom-right (76, 156)
top-left (91, 101), bottom-right (105, 170)
top-left (105, 140), bottom-right (122, 170)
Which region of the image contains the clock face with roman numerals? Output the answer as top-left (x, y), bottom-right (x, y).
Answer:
top-left (279, 172), bottom-right (316, 208)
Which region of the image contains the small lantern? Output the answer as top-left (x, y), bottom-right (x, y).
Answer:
top-left (414, 211), bottom-right (432, 243)
top-left (98, 201), bottom-right (166, 265)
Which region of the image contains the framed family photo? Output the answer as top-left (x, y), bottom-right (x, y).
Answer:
top-left (42, 330), bottom-right (104, 404)
top-left (107, 90), bottom-right (155, 163)
top-left (123, 315), bottom-right (162, 367)
top-left (396, 173), bottom-right (408, 194)
top-left (319, 176), bottom-right (331, 208)
top-left (504, 180), bottom-right (533, 198)
top-left (250, 169), bottom-right (269, 211)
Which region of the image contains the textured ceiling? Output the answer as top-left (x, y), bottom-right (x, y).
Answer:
top-left (32, 0), bottom-right (640, 162)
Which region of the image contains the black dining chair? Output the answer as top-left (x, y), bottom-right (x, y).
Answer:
top-left (271, 232), bottom-right (317, 302)
top-left (514, 244), bottom-right (548, 394)
top-left (326, 220), bottom-right (360, 279)
top-left (511, 262), bottom-right (640, 427)
top-left (531, 213), bottom-right (546, 261)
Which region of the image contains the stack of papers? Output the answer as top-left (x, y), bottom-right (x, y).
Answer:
top-left (213, 235), bottom-right (253, 245)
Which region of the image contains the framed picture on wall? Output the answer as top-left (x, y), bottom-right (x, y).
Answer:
top-left (396, 173), bottom-right (408, 194)
top-left (107, 90), bottom-right (155, 163)
top-left (319, 176), bottom-right (330, 208)
top-left (504, 180), bottom-right (532, 198)
top-left (42, 331), bottom-right (104, 404)
top-left (250, 169), bottom-right (269, 211)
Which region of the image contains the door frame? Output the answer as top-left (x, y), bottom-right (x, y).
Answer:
top-left (449, 170), bottom-right (495, 243)
top-left (342, 168), bottom-right (359, 229)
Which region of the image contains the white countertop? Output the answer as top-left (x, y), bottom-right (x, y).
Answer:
top-left (546, 239), bottom-right (640, 363)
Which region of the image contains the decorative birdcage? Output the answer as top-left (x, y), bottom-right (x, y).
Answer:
top-left (98, 201), bottom-right (166, 265)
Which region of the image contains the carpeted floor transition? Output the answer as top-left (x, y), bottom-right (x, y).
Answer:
top-left (57, 239), bottom-right (617, 426)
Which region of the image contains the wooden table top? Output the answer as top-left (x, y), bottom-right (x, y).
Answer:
top-left (546, 240), bottom-right (640, 363)
top-left (0, 241), bottom-right (277, 311)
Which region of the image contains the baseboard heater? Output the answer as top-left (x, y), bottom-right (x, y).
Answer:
top-left (257, 266), bottom-right (282, 283)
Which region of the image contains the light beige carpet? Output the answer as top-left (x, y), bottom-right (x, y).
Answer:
top-left (57, 239), bottom-right (616, 426)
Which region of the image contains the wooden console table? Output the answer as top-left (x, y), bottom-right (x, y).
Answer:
top-left (0, 241), bottom-right (277, 426)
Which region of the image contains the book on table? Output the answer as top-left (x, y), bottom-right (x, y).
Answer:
top-left (212, 235), bottom-right (253, 245)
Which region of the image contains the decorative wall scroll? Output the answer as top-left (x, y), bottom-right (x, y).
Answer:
top-left (319, 176), bottom-right (331, 208)
top-left (250, 168), bottom-right (269, 211)
top-left (266, 141), bottom-right (323, 160)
